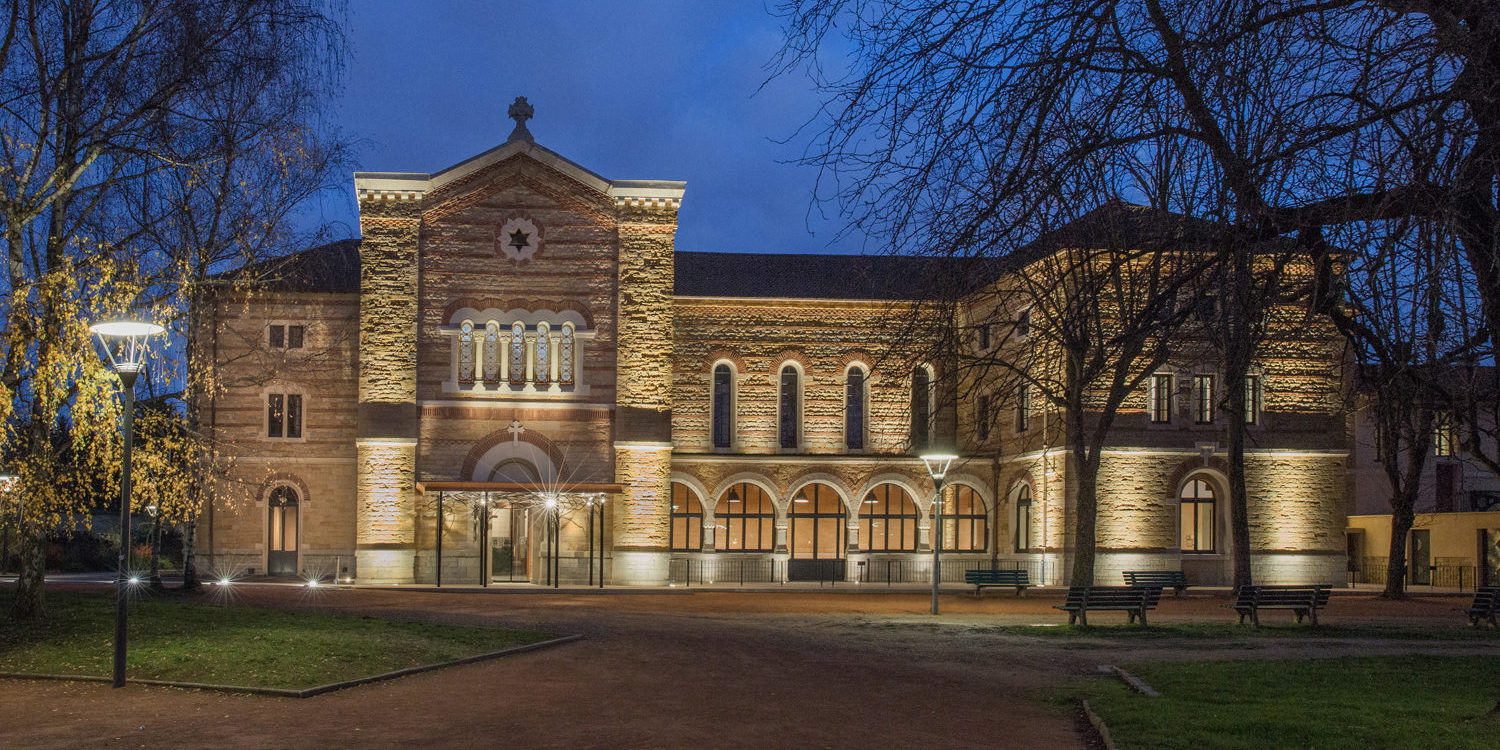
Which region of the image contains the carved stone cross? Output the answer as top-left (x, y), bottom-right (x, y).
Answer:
top-left (508, 419), bottom-right (525, 444)
top-left (507, 96), bottom-right (534, 142)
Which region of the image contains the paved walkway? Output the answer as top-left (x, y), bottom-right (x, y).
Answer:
top-left (3, 585), bottom-right (1496, 748)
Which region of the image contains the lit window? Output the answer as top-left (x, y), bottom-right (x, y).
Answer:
top-left (716, 483), bottom-right (773, 552)
top-left (534, 322), bottom-right (550, 385)
top-left (790, 484), bottom-right (845, 560)
top-left (509, 322), bottom-right (525, 385)
top-left (483, 322), bottom-right (500, 382)
top-left (1014, 484), bottom-right (1032, 552)
top-left (1193, 374), bottom-right (1215, 424)
top-left (268, 487), bottom-right (299, 556)
top-left (560, 324), bottom-right (575, 386)
top-left (941, 485), bottom-right (988, 552)
top-left (266, 393), bottom-right (303, 439)
top-left (670, 483), bottom-right (703, 552)
top-left (846, 367), bottom-right (866, 450)
top-left (1180, 478), bottom-right (1216, 552)
top-left (911, 366), bottom-right (931, 450)
top-left (859, 484), bottom-right (917, 551)
top-left (458, 321), bottom-right (475, 384)
top-left (1245, 375), bottom-right (1261, 425)
top-left (1149, 373), bottom-right (1173, 423)
top-left (780, 365), bottom-right (800, 450)
top-left (712, 364), bottom-right (733, 449)
top-left (1434, 411), bottom-right (1454, 457)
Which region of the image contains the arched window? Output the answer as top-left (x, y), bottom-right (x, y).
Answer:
top-left (790, 483), bottom-right (845, 559)
top-left (859, 484), bottom-right (917, 551)
top-left (779, 365), bottom-right (800, 450)
top-left (560, 324), bottom-right (575, 386)
top-left (458, 321), bottom-right (475, 384)
top-left (267, 486), bottom-right (299, 576)
top-left (1014, 483), bottom-right (1033, 552)
top-left (534, 322), bottom-right (551, 384)
top-left (941, 484), bottom-right (988, 551)
top-left (483, 322), bottom-right (500, 383)
top-left (845, 366), bottom-right (866, 450)
top-left (716, 482), bottom-right (774, 552)
top-left (712, 364), bottom-right (733, 449)
top-left (1180, 477), bottom-right (1216, 552)
top-left (911, 366), bottom-right (931, 450)
top-left (670, 483), bottom-right (703, 552)
top-left (509, 322), bottom-right (525, 385)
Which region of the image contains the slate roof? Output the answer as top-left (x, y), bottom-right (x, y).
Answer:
top-left (216, 238), bottom-right (362, 294)
top-left (673, 251), bottom-right (973, 300)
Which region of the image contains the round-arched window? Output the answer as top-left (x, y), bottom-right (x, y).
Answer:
top-left (1180, 478), bottom-right (1216, 552)
top-left (670, 482), bottom-right (703, 552)
top-left (859, 484), bottom-right (917, 551)
top-left (716, 483), bottom-right (774, 552)
top-left (941, 484), bottom-right (988, 552)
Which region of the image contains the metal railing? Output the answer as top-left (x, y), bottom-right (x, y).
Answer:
top-left (669, 557), bottom-right (784, 586)
top-left (1352, 556), bottom-right (1477, 591)
top-left (858, 558), bottom-right (1045, 585)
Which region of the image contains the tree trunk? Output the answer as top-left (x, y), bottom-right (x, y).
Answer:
top-left (1383, 489), bottom-right (1419, 599)
top-left (180, 518), bottom-right (199, 590)
top-left (1225, 375), bottom-right (1253, 590)
top-left (1066, 381), bottom-right (1099, 588)
top-left (11, 530), bottom-right (46, 622)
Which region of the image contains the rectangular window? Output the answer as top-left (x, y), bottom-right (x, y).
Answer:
top-left (287, 325), bottom-right (304, 348)
top-left (1016, 384), bottom-right (1031, 432)
top-left (978, 324), bottom-right (991, 350)
top-left (1245, 375), bottom-right (1261, 425)
top-left (267, 393), bottom-right (302, 439)
top-left (268, 324), bottom-right (284, 349)
top-left (779, 368), bottom-right (799, 449)
top-left (976, 394), bottom-right (991, 441)
top-left (269, 323), bottom-right (304, 349)
top-left (1149, 374), bottom-right (1173, 423)
top-left (1193, 374), bottom-right (1215, 424)
top-left (712, 367), bottom-right (732, 449)
top-left (1434, 411), bottom-right (1454, 457)
top-left (267, 393), bottom-right (283, 438)
top-left (1016, 309), bottom-right (1031, 338)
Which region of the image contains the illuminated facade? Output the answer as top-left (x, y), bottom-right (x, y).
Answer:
top-left (196, 103), bottom-right (1350, 586)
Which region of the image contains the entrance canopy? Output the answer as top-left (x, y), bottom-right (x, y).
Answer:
top-left (415, 481), bottom-right (626, 495)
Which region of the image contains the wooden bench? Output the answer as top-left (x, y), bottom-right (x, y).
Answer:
top-left (1232, 585), bottom-right (1332, 627)
top-left (1466, 587), bottom-right (1498, 628)
top-left (1123, 570), bottom-right (1189, 596)
top-left (1054, 586), bottom-right (1162, 626)
top-left (964, 569), bottom-right (1031, 596)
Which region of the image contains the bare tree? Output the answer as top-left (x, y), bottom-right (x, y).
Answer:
top-left (0, 0), bottom-right (345, 621)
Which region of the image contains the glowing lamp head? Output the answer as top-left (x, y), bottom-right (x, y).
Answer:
top-left (128, 576), bottom-right (141, 585)
top-left (145, 502), bottom-right (159, 518)
top-left (218, 577), bottom-right (233, 586)
top-left (544, 495), bottom-right (558, 511)
top-left (89, 319), bottom-right (165, 381)
top-left (919, 452), bottom-right (959, 482)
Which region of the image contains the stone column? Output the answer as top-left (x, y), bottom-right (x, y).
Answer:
top-left (611, 191), bottom-right (682, 585)
top-left (354, 192), bottom-right (421, 583)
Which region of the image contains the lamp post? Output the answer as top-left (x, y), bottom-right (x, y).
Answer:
top-left (920, 452), bottom-right (958, 615)
top-left (91, 318), bottom-right (164, 688)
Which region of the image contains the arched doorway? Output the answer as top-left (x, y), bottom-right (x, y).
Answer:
top-left (267, 486), bottom-right (299, 577)
top-left (789, 483), bottom-right (846, 581)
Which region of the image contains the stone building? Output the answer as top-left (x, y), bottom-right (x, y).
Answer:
top-left (194, 101), bottom-right (1351, 587)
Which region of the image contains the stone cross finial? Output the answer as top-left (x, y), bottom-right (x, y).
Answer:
top-left (507, 96), bottom-right (534, 142)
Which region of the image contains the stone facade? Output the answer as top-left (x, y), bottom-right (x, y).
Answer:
top-left (195, 113), bottom-right (1351, 587)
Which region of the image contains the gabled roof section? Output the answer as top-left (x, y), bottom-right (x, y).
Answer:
top-left (216, 238), bottom-right (361, 294)
top-left (353, 117), bottom-right (684, 206)
top-left (674, 251), bottom-right (971, 301)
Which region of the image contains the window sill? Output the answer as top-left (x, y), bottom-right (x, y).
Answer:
top-left (444, 381), bottom-right (589, 397)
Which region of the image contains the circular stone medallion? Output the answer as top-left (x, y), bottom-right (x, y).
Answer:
top-left (497, 217), bottom-right (541, 261)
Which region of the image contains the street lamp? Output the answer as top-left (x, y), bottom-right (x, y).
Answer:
top-left (920, 451), bottom-right (958, 615)
top-left (90, 318), bottom-right (164, 688)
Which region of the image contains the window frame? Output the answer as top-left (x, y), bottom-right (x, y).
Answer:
top-left (859, 484), bottom-right (918, 552)
top-left (1179, 477), bottom-right (1217, 553)
top-left (715, 482), bottom-right (775, 552)
top-left (1244, 374), bottom-right (1262, 425)
top-left (1016, 383), bottom-right (1031, 432)
top-left (779, 363), bottom-right (802, 451)
top-left (1193, 374), bottom-right (1215, 424)
top-left (712, 363), bottom-right (735, 449)
top-left (845, 364), bottom-right (867, 451)
top-left (669, 482), bottom-right (704, 552)
top-left (1149, 373), bottom-right (1174, 423)
top-left (265, 391), bottom-right (305, 440)
top-left (941, 484), bottom-right (989, 552)
top-left (789, 483), bottom-right (847, 560)
top-left (911, 365), bottom-right (933, 450)
top-left (1013, 483), bottom-right (1033, 553)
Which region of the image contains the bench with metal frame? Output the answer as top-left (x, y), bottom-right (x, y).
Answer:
top-left (1122, 570), bottom-right (1190, 596)
top-left (1055, 586), bottom-right (1162, 626)
top-left (1232, 585), bottom-right (1332, 627)
top-left (1466, 587), bottom-right (1498, 628)
top-left (964, 569), bottom-right (1031, 596)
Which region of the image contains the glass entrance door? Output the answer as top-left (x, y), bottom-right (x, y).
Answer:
top-left (1410, 529), bottom-right (1431, 586)
top-left (267, 487), bottom-right (299, 577)
top-left (489, 505), bottom-right (530, 582)
top-left (788, 483), bottom-right (845, 582)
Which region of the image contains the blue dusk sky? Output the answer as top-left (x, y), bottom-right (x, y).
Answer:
top-left (316, 1), bottom-right (862, 255)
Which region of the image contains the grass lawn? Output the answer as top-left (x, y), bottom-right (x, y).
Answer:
top-left (1065, 655), bottom-right (1500, 749)
top-left (0, 589), bottom-right (553, 689)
